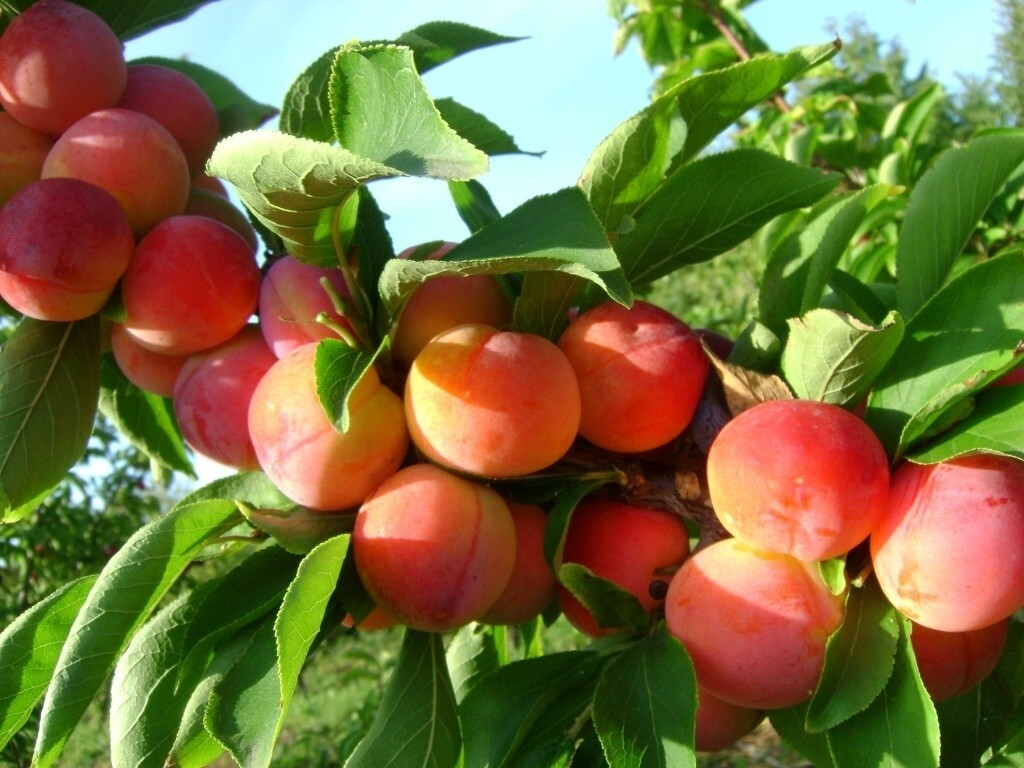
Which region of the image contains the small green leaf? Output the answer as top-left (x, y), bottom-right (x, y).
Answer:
top-left (897, 130), bottom-right (1024, 318)
top-left (378, 188), bottom-right (630, 322)
top-left (865, 252), bottom-right (1024, 456)
top-left (313, 338), bottom-right (376, 432)
top-left (0, 576), bottom-right (96, 750)
top-left (347, 629), bottom-right (461, 768)
top-left (558, 563), bottom-right (650, 637)
top-left (448, 179), bottom-right (502, 234)
top-left (396, 21), bottom-right (524, 74)
top-left (0, 317), bottom-right (101, 521)
top-left (909, 384), bottom-right (1024, 464)
top-left (615, 148), bottom-right (842, 286)
top-left (825, 616), bottom-right (940, 768)
top-left (806, 581), bottom-right (899, 732)
top-left (459, 650), bottom-right (602, 768)
top-left (99, 355), bottom-right (195, 478)
top-left (781, 309), bottom-right (905, 408)
top-left (435, 98), bottom-right (540, 157)
top-left (592, 628), bottom-right (697, 768)
top-left (128, 56), bottom-right (277, 135)
top-left (329, 45), bottom-right (488, 180)
top-left (446, 624), bottom-right (503, 704)
top-left (32, 499), bottom-right (242, 768)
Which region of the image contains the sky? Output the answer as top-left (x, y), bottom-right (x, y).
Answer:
top-left (123, 0), bottom-right (1004, 254)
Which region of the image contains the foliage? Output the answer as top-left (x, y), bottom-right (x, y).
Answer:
top-left (1, 1), bottom-right (1024, 768)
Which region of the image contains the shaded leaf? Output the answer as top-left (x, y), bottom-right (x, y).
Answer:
top-left (557, 563), bottom-right (650, 637)
top-left (313, 339), bottom-right (375, 432)
top-left (347, 629), bottom-right (461, 768)
top-left (449, 179), bottom-right (503, 234)
top-left (446, 624), bottom-right (503, 704)
top-left (79, 0), bottom-right (214, 41)
top-left (705, 348), bottom-right (793, 417)
top-left (0, 317), bottom-right (100, 521)
top-left (435, 97), bottom-right (540, 157)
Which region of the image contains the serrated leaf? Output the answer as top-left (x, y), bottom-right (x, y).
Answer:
top-left (592, 628), bottom-right (697, 768)
top-left (865, 252), bottom-right (1024, 456)
top-left (31, 499), bottom-right (242, 768)
top-left (435, 98), bottom-right (540, 157)
top-left (615, 148), bottom-right (842, 286)
top-left (806, 581), bottom-right (899, 732)
top-left (558, 563), bottom-right (650, 637)
top-left (207, 130), bottom-right (400, 266)
top-left (99, 355), bottom-right (195, 477)
top-left (313, 339), bottom-right (376, 432)
top-left (459, 650), bottom-right (602, 768)
top-left (0, 317), bottom-right (100, 521)
top-left (128, 56), bottom-right (278, 135)
top-left (665, 41), bottom-right (841, 169)
top-left (446, 624), bottom-right (503, 704)
top-left (0, 576), bottom-right (96, 750)
top-left (781, 309), bottom-right (905, 408)
top-left (329, 45), bottom-right (488, 180)
top-left (449, 179), bottom-right (502, 234)
top-left (379, 188), bottom-right (630, 325)
top-left (760, 184), bottom-right (896, 339)
top-left (909, 384), bottom-right (1024, 464)
top-left (279, 47), bottom-right (337, 142)
top-left (897, 131), bottom-right (1024, 318)
top-left (825, 616), bottom-right (940, 768)
top-left (346, 629), bottom-right (461, 768)
top-left (579, 95), bottom-right (685, 234)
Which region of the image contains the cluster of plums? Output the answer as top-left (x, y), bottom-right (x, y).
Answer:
top-left (2, 0), bottom-right (1023, 756)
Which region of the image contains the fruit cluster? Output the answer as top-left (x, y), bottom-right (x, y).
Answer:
top-left (3, 1), bottom-right (1023, 757)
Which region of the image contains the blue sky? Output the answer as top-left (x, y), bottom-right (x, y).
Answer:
top-left (124, 0), bottom-right (1003, 254)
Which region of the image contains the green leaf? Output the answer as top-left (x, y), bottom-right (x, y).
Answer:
top-left (806, 581), bottom-right (900, 732)
top-left (769, 701), bottom-right (836, 768)
top-left (177, 470), bottom-right (296, 511)
top-left (0, 576), bottom-right (96, 750)
top-left (207, 130), bottom-right (400, 266)
top-left (506, 674), bottom-right (603, 767)
top-left (558, 563), bottom-right (650, 637)
top-left (329, 44), bottom-right (488, 179)
top-left (396, 21), bottom-right (524, 74)
top-left (204, 614), bottom-right (279, 768)
top-left (241, 505), bottom-right (355, 555)
top-left (378, 188), bottom-right (630, 323)
top-left (449, 179), bottom-right (503, 234)
top-left (513, 271), bottom-right (591, 341)
top-left (31, 499), bottom-right (242, 768)
top-left (98, 355), bottom-right (195, 478)
top-left (579, 95), bottom-right (685, 234)
top-left (313, 339), bottom-right (376, 432)
top-left (279, 47), bottom-right (336, 142)
top-left (542, 479), bottom-right (608, 570)
top-left (435, 98), bottom-right (540, 157)
top-left (78, 0), bottom-right (214, 41)
top-left (177, 545), bottom-right (302, 687)
top-left (865, 252), bottom-right (1024, 456)
top-left (896, 130), bottom-right (1024, 318)
top-left (346, 629), bottom-right (461, 768)
top-left (459, 650), bottom-right (602, 768)
top-left (665, 41), bottom-right (841, 169)
top-left (592, 628), bottom-right (697, 768)
top-left (759, 184), bottom-right (896, 339)
top-left (0, 317), bottom-right (101, 521)
top-left (446, 624), bottom-right (503, 704)
top-left (110, 591), bottom-right (200, 768)
top-left (909, 384), bottom-right (1024, 464)
top-left (615, 148), bottom-right (842, 286)
top-left (825, 617), bottom-right (940, 768)
top-left (129, 56), bottom-right (278, 136)
top-left (781, 309), bottom-right (905, 408)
